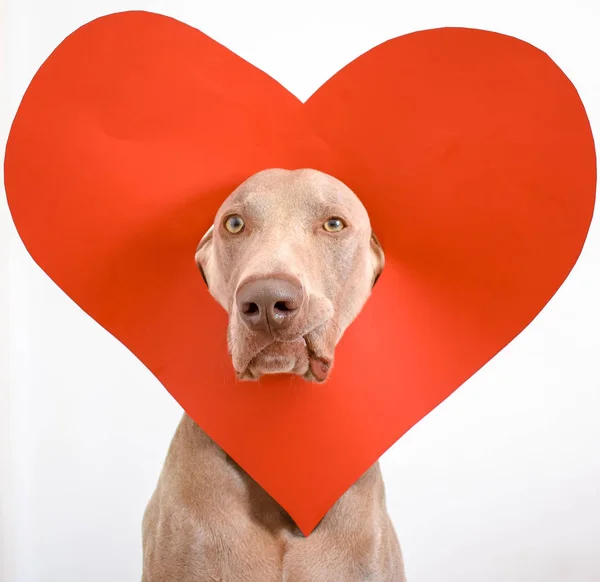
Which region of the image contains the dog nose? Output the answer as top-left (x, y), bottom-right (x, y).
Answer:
top-left (236, 277), bottom-right (304, 333)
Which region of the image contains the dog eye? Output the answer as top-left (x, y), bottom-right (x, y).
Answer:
top-left (323, 217), bottom-right (346, 233)
top-left (224, 215), bottom-right (245, 234)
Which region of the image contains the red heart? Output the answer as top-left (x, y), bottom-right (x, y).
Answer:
top-left (4, 11), bottom-right (595, 534)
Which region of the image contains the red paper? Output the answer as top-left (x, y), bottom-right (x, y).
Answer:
top-left (4, 11), bottom-right (595, 534)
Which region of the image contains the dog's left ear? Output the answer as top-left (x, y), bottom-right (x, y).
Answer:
top-left (370, 231), bottom-right (385, 288)
top-left (195, 225), bottom-right (214, 287)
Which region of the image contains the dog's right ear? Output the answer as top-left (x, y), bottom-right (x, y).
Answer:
top-left (195, 225), bottom-right (214, 287)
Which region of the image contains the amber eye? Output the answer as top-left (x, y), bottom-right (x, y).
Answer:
top-left (323, 217), bottom-right (346, 233)
top-left (224, 215), bottom-right (245, 234)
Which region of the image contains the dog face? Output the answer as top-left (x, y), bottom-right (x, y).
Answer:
top-left (195, 168), bottom-right (384, 382)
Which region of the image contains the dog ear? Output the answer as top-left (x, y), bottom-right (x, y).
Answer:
top-left (195, 225), bottom-right (214, 287)
top-left (370, 231), bottom-right (385, 288)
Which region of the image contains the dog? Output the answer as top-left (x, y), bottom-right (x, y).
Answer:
top-left (142, 168), bottom-right (406, 581)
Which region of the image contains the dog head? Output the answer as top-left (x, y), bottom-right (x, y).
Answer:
top-left (195, 168), bottom-right (384, 382)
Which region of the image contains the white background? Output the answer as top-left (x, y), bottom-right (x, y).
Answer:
top-left (1, 1), bottom-right (599, 581)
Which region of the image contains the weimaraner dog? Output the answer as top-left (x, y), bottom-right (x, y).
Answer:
top-left (142, 169), bottom-right (406, 581)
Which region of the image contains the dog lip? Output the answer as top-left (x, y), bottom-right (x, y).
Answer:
top-left (302, 333), bottom-right (331, 363)
top-left (279, 336), bottom-right (307, 345)
top-left (237, 334), bottom-right (332, 381)
top-left (240, 338), bottom-right (302, 378)
top-left (307, 349), bottom-right (331, 367)
top-left (236, 368), bottom-right (256, 381)
top-left (306, 351), bottom-right (332, 383)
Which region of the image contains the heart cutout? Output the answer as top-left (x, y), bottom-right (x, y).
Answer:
top-left (4, 11), bottom-right (595, 534)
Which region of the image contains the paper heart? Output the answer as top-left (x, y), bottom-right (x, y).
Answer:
top-left (4, 11), bottom-right (595, 534)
